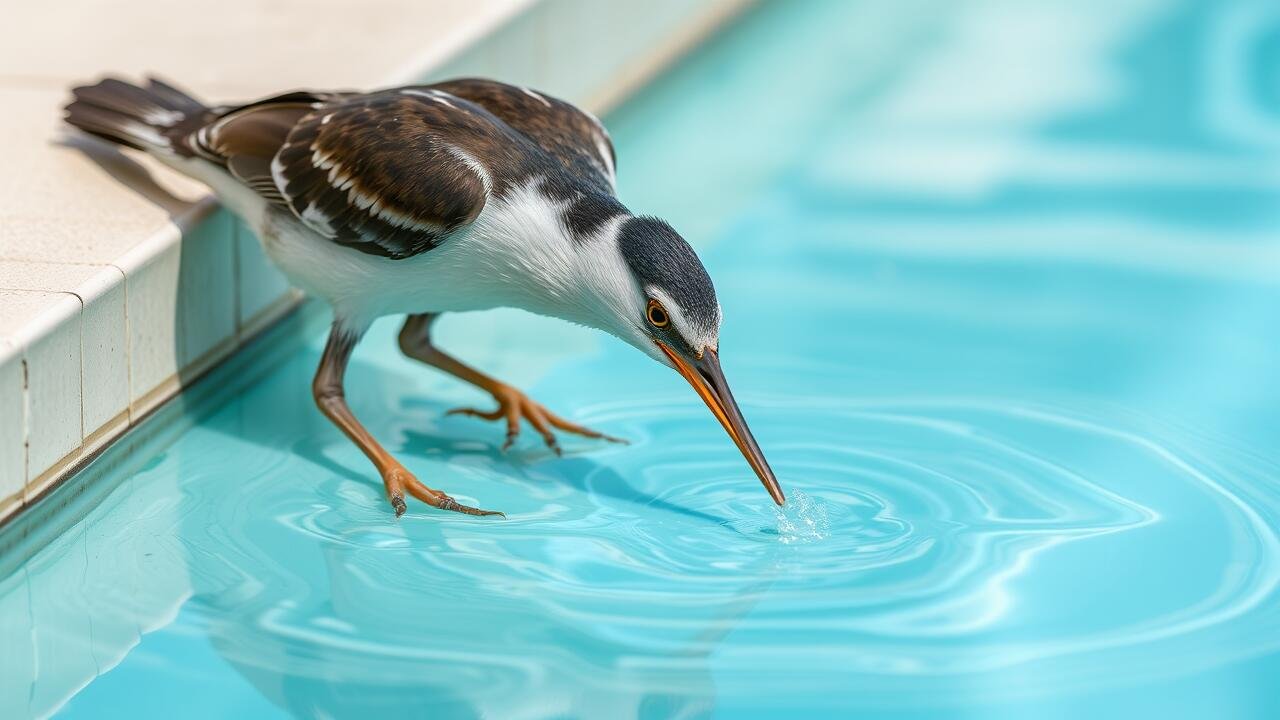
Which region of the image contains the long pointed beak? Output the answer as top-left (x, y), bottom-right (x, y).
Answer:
top-left (657, 343), bottom-right (785, 505)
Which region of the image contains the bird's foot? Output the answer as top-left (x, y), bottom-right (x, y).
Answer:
top-left (382, 465), bottom-right (504, 518)
top-left (446, 383), bottom-right (627, 455)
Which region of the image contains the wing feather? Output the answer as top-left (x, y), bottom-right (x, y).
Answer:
top-left (173, 80), bottom-right (610, 260)
top-left (428, 78), bottom-right (617, 194)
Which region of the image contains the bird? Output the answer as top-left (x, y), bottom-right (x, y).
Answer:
top-left (64, 75), bottom-right (785, 517)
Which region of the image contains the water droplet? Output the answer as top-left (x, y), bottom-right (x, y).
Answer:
top-left (773, 488), bottom-right (831, 544)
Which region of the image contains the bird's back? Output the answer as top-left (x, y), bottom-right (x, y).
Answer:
top-left (65, 77), bottom-right (619, 258)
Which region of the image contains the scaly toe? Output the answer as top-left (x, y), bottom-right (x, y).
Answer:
top-left (500, 425), bottom-right (521, 452)
top-left (534, 430), bottom-right (563, 456)
top-left (437, 494), bottom-right (505, 517)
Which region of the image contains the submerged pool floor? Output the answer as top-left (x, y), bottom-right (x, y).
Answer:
top-left (6, 0), bottom-right (1280, 717)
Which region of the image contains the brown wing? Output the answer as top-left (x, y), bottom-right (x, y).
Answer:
top-left (186, 81), bottom-right (612, 259)
top-left (192, 89), bottom-right (506, 259)
top-left (426, 78), bottom-right (617, 196)
top-left (270, 91), bottom-right (510, 259)
top-left (183, 89), bottom-right (350, 200)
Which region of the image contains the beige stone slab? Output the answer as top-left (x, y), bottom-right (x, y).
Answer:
top-left (0, 260), bottom-right (115, 291)
top-left (0, 290), bottom-right (73, 347)
top-left (1, 0), bottom-right (533, 97)
top-left (0, 260), bottom-right (129, 434)
top-left (0, 86), bottom-right (209, 265)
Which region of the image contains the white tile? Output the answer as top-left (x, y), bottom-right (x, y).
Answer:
top-left (0, 260), bottom-right (129, 438)
top-left (0, 290), bottom-right (83, 485)
top-left (77, 270), bottom-right (129, 435)
top-left (116, 205), bottom-right (237, 414)
top-left (0, 340), bottom-right (23, 510)
top-left (117, 230), bottom-right (181, 415)
top-left (25, 303), bottom-right (84, 482)
top-left (178, 208), bottom-right (237, 370)
top-left (234, 218), bottom-right (294, 333)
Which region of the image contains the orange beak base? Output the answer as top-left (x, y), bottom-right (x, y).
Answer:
top-left (657, 342), bottom-right (785, 505)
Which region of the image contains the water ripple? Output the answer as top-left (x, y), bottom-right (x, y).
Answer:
top-left (503, 396), bottom-right (1279, 690)
top-left (132, 392), bottom-right (1278, 711)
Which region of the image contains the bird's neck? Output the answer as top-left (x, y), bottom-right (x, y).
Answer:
top-left (457, 180), bottom-right (639, 334)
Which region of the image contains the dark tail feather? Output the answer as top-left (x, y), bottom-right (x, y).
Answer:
top-left (140, 77), bottom-right (206, 114)
top-left (64, 75), bottom-right (209, 152)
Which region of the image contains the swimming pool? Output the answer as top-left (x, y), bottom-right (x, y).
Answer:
top-left (5, 0), bottom-right (1280, 716)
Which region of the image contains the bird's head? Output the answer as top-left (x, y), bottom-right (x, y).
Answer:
top-left (568, 215), bottom-right (785, 505)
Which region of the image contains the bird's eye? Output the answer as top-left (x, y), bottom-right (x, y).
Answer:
top-left (646, 299), bottom-right (670, 328)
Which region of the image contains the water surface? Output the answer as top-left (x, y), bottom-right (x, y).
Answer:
top-left (5, 0), bottom-right (1280, 717)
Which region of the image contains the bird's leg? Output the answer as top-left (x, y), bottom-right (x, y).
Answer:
top-left (313, 323), bottom-right (503, 518)
top-left (398, 313), bottom-right (626, 455)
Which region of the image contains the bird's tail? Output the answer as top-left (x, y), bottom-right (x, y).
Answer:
top-left (64, 76), bottom-right (211, 153)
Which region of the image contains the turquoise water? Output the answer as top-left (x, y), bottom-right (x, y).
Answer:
top-left (6, 0), bottom-right (1280, 716)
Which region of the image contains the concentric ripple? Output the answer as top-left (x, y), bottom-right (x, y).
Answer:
top-left (18, 360), bottom-right (1280, 717)
top-left (124, 391), bottom-right (1280, 713)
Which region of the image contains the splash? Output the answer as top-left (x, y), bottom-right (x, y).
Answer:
top-left (772, 488), bottom-right (831, 544)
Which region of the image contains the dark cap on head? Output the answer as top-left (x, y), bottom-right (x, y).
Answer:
top-left (616, 216), bottom-right (720, 338)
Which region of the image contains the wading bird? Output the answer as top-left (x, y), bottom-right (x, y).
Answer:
top-left (65, 76), bottom-right (783, 517)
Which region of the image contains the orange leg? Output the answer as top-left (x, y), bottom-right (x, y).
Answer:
top-left (398, 313), bottom-right (626, 455)
top-left (313, 324), bottom-right (502, 518)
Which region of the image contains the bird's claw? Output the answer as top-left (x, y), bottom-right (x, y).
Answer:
top-left (435, 494), bottom-right (505, 517)
top-left (390, 493), bottom-right (407, 518)
top-left (447, 383), bottom-right (627, 454)
top-left (382, 466), bottom-right (502, 518)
